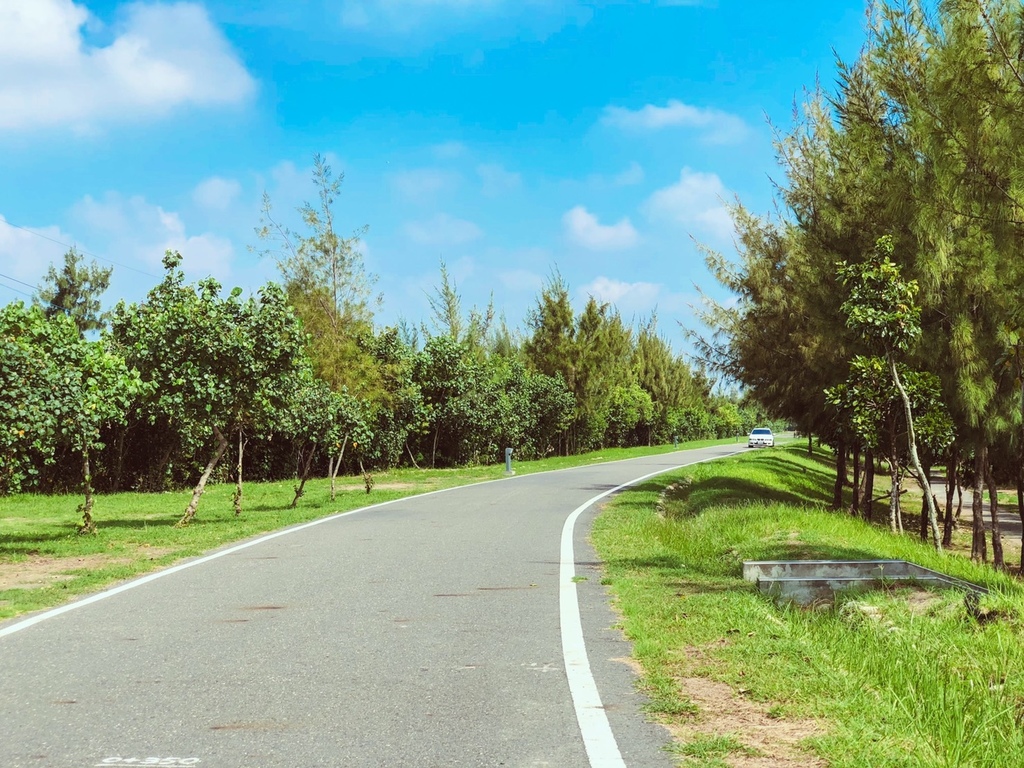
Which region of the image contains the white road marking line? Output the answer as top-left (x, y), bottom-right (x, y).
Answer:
top-left (559, 449), bottom-right (745, 768)
top-left (0, 481), bottom-right (481, 639)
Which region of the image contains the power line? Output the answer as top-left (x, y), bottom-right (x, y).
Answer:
top-left (0, 278), bottom-right (36, 301)
top-left (0, 271), bottom-right (37, 292)
top-left (0, 217), bottom-right (160, 279)
top-left (0, 272), bottom-right (92, 318)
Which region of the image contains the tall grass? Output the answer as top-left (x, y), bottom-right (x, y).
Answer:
top-left (593, 446), bottom-right (1024, 767)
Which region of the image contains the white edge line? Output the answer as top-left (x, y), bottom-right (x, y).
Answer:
top-left (0, 479), bottom-right (485, 639)
top-left (559, 448), bottom-right (746, 768)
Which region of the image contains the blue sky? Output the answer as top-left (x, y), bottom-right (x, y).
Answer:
top-left (0, 0), bottom-right (868, 347)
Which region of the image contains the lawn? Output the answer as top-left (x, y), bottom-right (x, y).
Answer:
top-left (592, 445), bottom-right (1024, 768)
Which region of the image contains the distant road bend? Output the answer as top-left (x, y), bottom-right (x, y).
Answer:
top-left (0, 444), bottom-right (745, 768)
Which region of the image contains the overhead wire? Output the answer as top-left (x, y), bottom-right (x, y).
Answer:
top-left (0, 217), bottom-right (160, 279)
top-left (0, 271), bottom-right (37, 292)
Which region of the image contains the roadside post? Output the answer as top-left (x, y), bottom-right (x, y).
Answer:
top-left (504, 447), bottom-right (514, 475)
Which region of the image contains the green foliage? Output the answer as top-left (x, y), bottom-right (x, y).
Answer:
top-left (108, 252), bottom-right (307, 521)
top-left (604, 383), bottom-right (655, 448)
top-left (35, 247), bottom-right (112, 334)
top-left (254, 153), bottom-right (381, 399)
top-left (837, 236), bottom-right (922, 355)
top-left (827, 356), bottom-right (953, 461)
top-left (0, 301), bottom-right (140, 525)
top-left (0, 303), bottom-right (61, 493)
top-left (111, 252), bottom-right (305, 437)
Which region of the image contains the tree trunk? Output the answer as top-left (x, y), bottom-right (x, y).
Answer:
top-left (833, 436), bottom-right (847, 511)
top-left (330, 436), bottom-right (348, 502)
top-left (984, 462), bottom-right (1004, 570)
top-left (920, 476), bottom-right (930, 541)
top-left (431, 427), bottom-right (440, 468)
top-left (112, 425), bottom-right (127, 492)
top-left (177, 425), bottom-right (230, 527)
top-left (864, 447), bottom-right (875, 522)
top-left (1017, 464), bottom-right (1024, 575)
top-left (79, 446), bottom-right (96, 534)
top-left (233, 428), bottom-right (246, 517)
top-left (896, 467), bottom-right (906, 534)
top-left (888, 356), bottom-right (941, 549)
top-left (807, 433), bottom-right (813, 455)
top-left (291, 443), bottom-right (318, 508)
top-left (889, 461), bottom-right (900, 534)
top-left (405, 440), bottom-right (420, 469)
top-left (971, 446), bottom-right (988, 562)
top-left (851, 443), bottom-right (861, 516)
top-left (942, 448), bottom-right (957, 547)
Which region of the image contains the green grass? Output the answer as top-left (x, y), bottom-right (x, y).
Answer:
top-left (592, 445), bottom-right (1024, 768)
top-left (671, 733), bottom-right (761, 762)
top-left (0, 436), bottom-right (737, 621)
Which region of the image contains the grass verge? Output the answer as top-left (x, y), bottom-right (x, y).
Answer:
top-left (0, 437), bottom-right (739, 621)
top-left (592, 444), bottom-right (1024, 768)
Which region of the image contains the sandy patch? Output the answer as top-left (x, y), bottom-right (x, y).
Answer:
top-left (0, 547), bottom-right (177, 591)
top-left (332, 482), bottom-right (419, 491)
top-left (668, 675), bottom-right (825, 767)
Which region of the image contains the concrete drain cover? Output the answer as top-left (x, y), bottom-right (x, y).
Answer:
top-left (742, 559), bottom-right (987, 605)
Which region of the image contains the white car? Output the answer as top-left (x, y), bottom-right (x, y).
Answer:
top-left (747, 427), bottom-right (774, 448)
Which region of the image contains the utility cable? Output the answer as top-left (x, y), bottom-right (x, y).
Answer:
top-left (0, 217), bottom-right (160, 279)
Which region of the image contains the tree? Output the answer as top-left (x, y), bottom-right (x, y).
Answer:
top-left (838, 236), bottom-right (943, 549)
top-left (0, 302), bottom-right (141, 530)
top-left (0, 303), bottom-right (65, 495)
top-left (109, 252), bottom-right (307, 526)
top-left (633, 314), bottom-right (703, 443)
top-left (422, 260), bottom-right (494, 362)
top-left (254, 153), bottom-right (381, 399)
top-left (35, 248), bottom-right (112, 334)
top-left (523, 272), bottom-right (576, 402)
top-left (283, 375), bottom-right (368, 508)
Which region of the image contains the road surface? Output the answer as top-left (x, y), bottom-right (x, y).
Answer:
top-left (0, 444), bottom-right (745, 768)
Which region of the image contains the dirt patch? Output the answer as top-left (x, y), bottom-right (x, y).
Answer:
top-left (668, 676), bottom-right (825, 767)
top-left (332, 482), bottom-right (418, 491)
top-left (0, 554), bottom-right (115, 590)
top-left (903, 587), bottom-right (945, 615)
top-left (0, 547), bottom-right (177, 591)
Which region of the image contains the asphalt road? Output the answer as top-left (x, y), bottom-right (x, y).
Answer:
top-left (0, 443), bottom-right (746, 768)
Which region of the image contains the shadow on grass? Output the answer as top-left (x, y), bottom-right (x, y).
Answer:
top-left (668, 580), bottom-right (740, 595)
top-left (750, 541), bottom-right (888, 563)
top-left (670, 476), bottom-right (830, 518)
top-left (628, 481), bottom-right (672, 494)
top-left (88, 517), bottom-right (181, 529)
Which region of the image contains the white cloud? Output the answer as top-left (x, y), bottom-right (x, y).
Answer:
top-left (643, 168), bottom-right (734, 242)
top-left (72, 193), bottom-right (234, 281)
top-left (602, 99), bottom-right (748, 144)
top-left (477, 163), bottom-right (521, 197)
top-left (562, 206), bottom-right (639, 251)
top-left (578, 276), bottom-right (694, 316)
top-left (404, 213), bottom-right (482, 247)
top-left (0, 0), bottom-right (256, 132)
top-left (193, 177), bottom-right (242, 212)
top-left (0, 214), bottom-right (75, 284)
top-left (391, 168), bottom-right (460, 202)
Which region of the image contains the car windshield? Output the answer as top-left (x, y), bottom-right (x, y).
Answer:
top-left (751, 429), bottom-right (771, 435)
